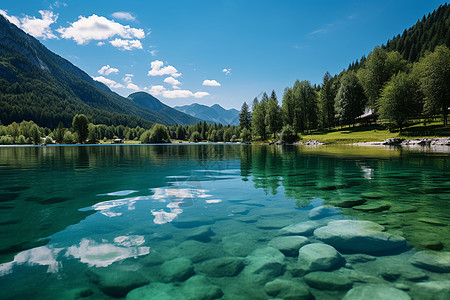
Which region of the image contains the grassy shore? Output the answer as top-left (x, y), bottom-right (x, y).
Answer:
top-left (302, 122), bottom-right (450, 144)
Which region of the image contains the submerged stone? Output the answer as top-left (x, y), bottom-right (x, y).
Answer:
top-left (243, 246), bottom-right (285, 282)
top-left (411, 281), bottom-right (450, 300)
top-left (361, 192), bottom-right (385, 199)
top-left (335, 197), bottom-right (366, 208)
top-left (279, 221), bottom-right (320, 236)
top-left (343, 284), bottom-right (411, 300)
top-left (167, 240), bottom-right (222, 262)
top-left (314, 220), bottom-right (407, 254)
top-left (298, 243), bottom-right (343, 272)
top-left (182, 275), bottom-right (223, 300)
top-left (268, 236), bottom-right (310, 257)
top-left (417, 218), bottom-right (447, 226)
top-left (390, 205), bottom-right (418, 213)
top-left (256, 218), bottom-right (293, 229)
top-left (304, 271), bottom-right (353, 290)
top-left (352, 202), bottom-right (391, 212)
top-left (345, 254), bottom-right (376, 264)
top-left (160, 257), bottom-right (194, 282)
top-left (421, 240), bottom-right (444, 251)
top-left (89, 268), bottom-right (149, 298)
top-left (222, 232), bottom-right (258, 257)
top-left (264, 279), bottom-right (313, 300)
top-left (196, 257), bottom-right (244, 277)
top-left (410, 251), bottom-right (450, 273)
top-left (186, 225), bottom-right (214, 242)
top-left (308, 205), bottom-right (341, 220)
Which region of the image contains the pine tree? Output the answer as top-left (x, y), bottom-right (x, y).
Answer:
top-left (239, 102), bottom-right (252, 130)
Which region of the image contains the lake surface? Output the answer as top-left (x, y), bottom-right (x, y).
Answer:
top-left (0, 144), bottom-right (449, 299)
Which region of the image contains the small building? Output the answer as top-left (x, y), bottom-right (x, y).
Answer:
top-left (113, 138), bottom-right (124, 144)
top-left (356, 108), bottom-right (378, 125)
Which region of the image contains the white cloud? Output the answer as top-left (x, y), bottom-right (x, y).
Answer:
top-left (57, 14), bottom-right (145, 45)
top-left (97, 41), bottom-right (105, 46)
top-left (111, 12), bottom-right (136, 21)
top-left (162, 90), bottom-right (209, 99)
top-left (164, 76), bottom-right (181, 87)
top-left (146, 85), bottom-right (166, 96)
top-left (110, 38), bottom-right (142, 50)
top-left (147, 60), bottom-right (181, 77)
top-left (123, 75), bottom-right (139, 91)
top-left (93, 76), bottom-right (124, 88)
top-left (202, 79), bottom-right (221, 87)
top-left (150, 49), bottom-right (158, 56)
top-left (222, 68), bottom-right (231, 75)
top-left (0, 9), bottom-right (58, 39)
top-left (98, 65), bottom-right (119, 76)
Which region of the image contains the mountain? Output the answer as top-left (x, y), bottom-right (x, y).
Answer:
top-left (383, 3), bottom-right (450, 62)
top-left (128, 92), bottom-right (203, 125)
top-left (174, 103), bottom-right (240, 125)
top-left (0, 15), bottom-right (196, 128)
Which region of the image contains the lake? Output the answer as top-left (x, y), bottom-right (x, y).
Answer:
top-left (0, 144), bottom-right (449, 299)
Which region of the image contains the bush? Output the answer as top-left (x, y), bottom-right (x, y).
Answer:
top-left (63, 131), bottom-right (74, 144)
top-left (140, 130), bottom-right (151, 143)
top-left (16, 135), bottom-right (27, 144)
top-left (281, 125), bottom-right (299, 143)
top-left (45, 136), bottom-right (54, 144)
top-left (0, 135), bottom-right (15, 145)
top-left (230, 134), bottom-right (238, 142)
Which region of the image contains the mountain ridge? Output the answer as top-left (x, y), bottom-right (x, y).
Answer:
top-left (0, 15), bottom-right (198, 128)
top-left (173, 103), bottom-right (240, 125)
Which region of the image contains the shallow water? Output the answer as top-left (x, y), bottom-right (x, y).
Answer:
top-left (0, 144), bottom-right (449, 299)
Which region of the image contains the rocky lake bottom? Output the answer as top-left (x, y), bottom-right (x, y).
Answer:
top-left (0, 144), bottom-right (449, 299)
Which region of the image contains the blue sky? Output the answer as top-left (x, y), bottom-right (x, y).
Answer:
top-left (0, 0), bottom-right (446, 109)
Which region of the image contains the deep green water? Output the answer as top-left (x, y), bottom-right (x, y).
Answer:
top-left (0, 144), bottom-right (449, 299)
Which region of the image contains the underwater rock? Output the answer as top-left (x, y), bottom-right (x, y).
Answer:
top-left (140, 251), bottom-right (165, 266)
top-left (167, 240), bottom-right (222, 262)
top-left (160, 257), bottom-right (195, 282)
top-left (304, 271), bottom-right (353, 290)
top-left (345, 254), bottom-right (376, 264)
top-left (411, 281), bottom-right (450, 300)
top-left (390, 205), bottom-right (417, 213)
top-left (335, 197), bottom-right (366, 208)
top-left (421, 240), bottom-right (444, 251)
top-left (279, 221), bottom-right (320, 236)
top-left (256, 218), bottom-right (293, 229)
top-left (308, 205), bottom-right (341, 220)
top-left (186, 225), bottom-right (214, 242)
top-left (126, 282), bottom-right (181, 299)
top-left (298, 243), bottom-right (343, 272)
top-left (228, 206), bottom-right (250, 215)
top-left (196, 257), bottom-right (244, 277)
top-left (352, 202), bottom-right (391, 212)
top-left (417, 218), bottom-right (447, 226)
top-left (222, 232), bottom-right (258, 257)
top-left (264, 279), bottom-right (313, 300)
top-left (342, 284), bottom-right (411, 300)
top-left (410, 251), bottom-right (450, 273)
top-left (314, 220), bottom-right (407, 254)
top-left (182, 275), bottom-right (223, 300)
top-left (243, 246), bottom-right (286, 283)
top-left (89, 267), bottom-right (149, 298)
top-left (172, 216), bottom-right (215, 228)
top-left (361, 192), bottom-right (385, 199)
top-left (268, 236), bottom-right (310, 257)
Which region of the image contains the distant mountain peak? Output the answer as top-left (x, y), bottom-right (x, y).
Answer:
top-left (173, 103), bottom-right (239, 125)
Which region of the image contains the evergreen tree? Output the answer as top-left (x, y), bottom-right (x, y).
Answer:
top-left (239, 102), bottom-right (252, 130)
top-left (30, 124), bottom-right (41, 145)
top-left (265, 97), bottom-right (282, 138)
top-left (252, 97), bottom-right (259, 111)
top-left (251, 101), bottom-right (267, 140)
top-left (270, 90), bottom-right (278, 102)
top-left (282, 87), bottom-right (295, 127)
top-left (318, 72), bottom-right (336, 129)
top-left (54, 121), bottom-right (66, 144)
top-left (335, 72), bottom-right (366, 126)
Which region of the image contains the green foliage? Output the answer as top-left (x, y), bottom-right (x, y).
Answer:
top-left (54, 122), bottom-right (66, 144)
top-left (265, 97), bottom-right (282, 138)
top-left (63, 131), bottom-right (74, 144)
top-left (87, 123), bottom-right (98, 143)
top-left (291, 80), bottom-right (318, 133)
top-left (239, 102), bottom-right (252, 130)
top-left (148, 124), bottom-right (171, 143)
top-left (190, 131), bottom-right (201, 142)
top-left (335, 72), bottom-right (366, 126)
top-left (251, 99), bottom-right (267, 140)
top-left (379, 72), bottom-right (422, 130)
top-left (240, 128), bottom-right (252, 143)
top-left (16, 135), bottom-right (26, 144)
top-left (72, 114), bottom-right (89, 143)
top-left (280, 125), bottom-right (299, 143)
top-left (357, 48), bottom-right (408, 107)
top-left (413, 45), bottom-right (450, 125)
top-left (318, 72), bottom-right (337, 129)
top-left (30, 124), bottom-right (41, 145)
top-left (45, 136), bottom-right (54, 144)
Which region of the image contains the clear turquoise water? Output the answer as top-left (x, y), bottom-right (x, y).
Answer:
top-left (0, 144), bottom-right (449, 299)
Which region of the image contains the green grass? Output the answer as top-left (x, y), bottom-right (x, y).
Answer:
top-left (302, 122), bottom-right (449, 144)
